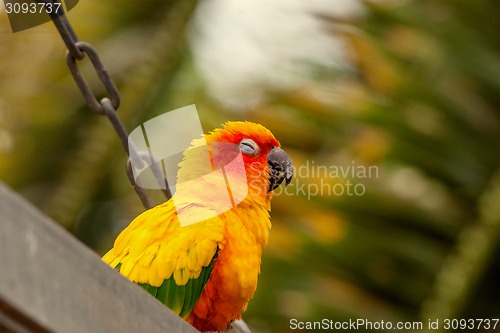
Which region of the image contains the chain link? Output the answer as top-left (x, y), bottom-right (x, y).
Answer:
top-left (43, 0), bottom-right (169, 210)
top-left (66, 43), bottom-right (120, 114)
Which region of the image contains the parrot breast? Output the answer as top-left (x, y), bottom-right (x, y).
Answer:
top-left (187, 197), bottom-right (272, 332)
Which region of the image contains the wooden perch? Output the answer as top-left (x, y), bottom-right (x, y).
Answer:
top-left (0, 182), bottom-right (198, 333)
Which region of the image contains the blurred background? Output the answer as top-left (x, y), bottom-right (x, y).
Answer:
top-left (1, 0), bottom-right (499, 332)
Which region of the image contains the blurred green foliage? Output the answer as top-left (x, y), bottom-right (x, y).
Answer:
top-left (0, 1), bottom-right (498, 333)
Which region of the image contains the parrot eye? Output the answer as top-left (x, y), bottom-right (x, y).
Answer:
top-left (239, 139), bottom-right (260, 156)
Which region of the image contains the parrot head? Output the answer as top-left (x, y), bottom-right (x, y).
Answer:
top-left (176, 121), bottom-right (293, 207)
top-left (205, 121), bottom-right (293, 196)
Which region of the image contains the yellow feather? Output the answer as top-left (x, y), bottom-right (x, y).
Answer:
top-left (156, 262), bottom-right (166, 278)
top-left (127, 263), bottom-right (141, 282)
top-left (108, 249), bottom-right (127, 268)
top-left (192, 267), bottom-right (202, 280)
top-left (120, 256), bottom-right (135, 277)
top-left (149, 262), bottom-right (164, 287)
top-left (202, 241), bottom-right (217, 267)
top-left (109, 257), bottom-right (121, 268)
top-left (138, 243), bottom-right (159, 266)
top-left (114, 228), bottom-right (134, 254)
top-left (174, 269), bottom-right (188, 286)
top-left (101, 249), bottom-right (114, 265)
top-left (176, 252), bottom-right (188, 271)
top-left (139, 265), bottom-right (150, 283)
top-left (164, 260), bottom-right (175, 279)
top-left (156, 243), bottom-right (173, 265)
top-left (187, 248), bottom-right (198, 271)
top-left (129, 228), bottom-right (154, 258)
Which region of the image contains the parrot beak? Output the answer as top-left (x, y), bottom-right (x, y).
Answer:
top-left (267, 147), bottom-right (293, 192)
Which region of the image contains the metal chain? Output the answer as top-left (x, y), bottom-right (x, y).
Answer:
top-left (41, 0), bottom-right (167, 210)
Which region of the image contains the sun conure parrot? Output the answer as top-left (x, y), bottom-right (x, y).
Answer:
top-left (102, 121), bottom-right (293, 332)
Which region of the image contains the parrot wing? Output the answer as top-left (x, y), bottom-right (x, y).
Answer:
top-left (102, 201), bottom-right (225, 318)
top-left (138, 250), bottom-right (218, 318)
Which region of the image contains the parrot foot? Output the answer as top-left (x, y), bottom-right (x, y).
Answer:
top-left (224, 319), bottom-right (252, 333)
